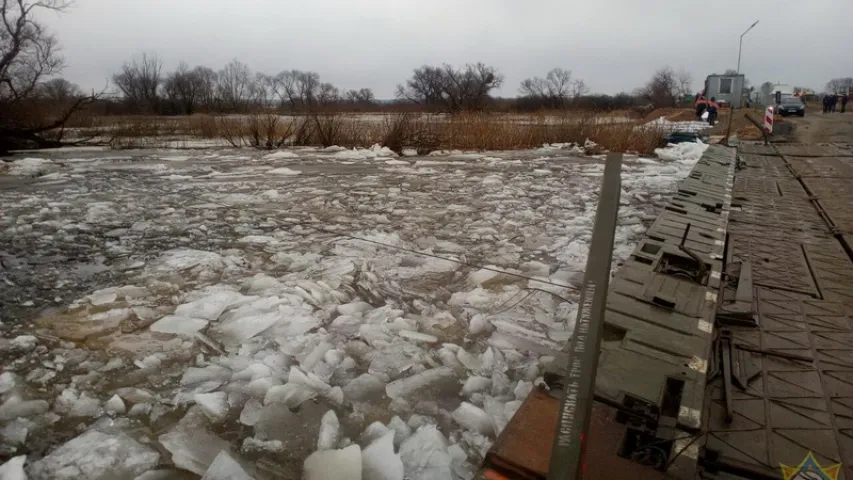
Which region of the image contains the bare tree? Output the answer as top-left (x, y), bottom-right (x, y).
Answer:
top-left (217, 59), bottom-right (252, 112)
top-left (112, 53), bottom-right (162, 113)
top-left (676, 69), bottom-right (693, 97)
top-left (635, 66), bottom-right (690, 108)
top-left (345, 88), bottom-right (375, 104)
top-left (397, 63), bottom-right (502, 111)
top-left (316, 82), bottom-right (339, 106)
top-left (193, 66), bottom-right (217, 110)
top-left (295, 70), bottom-right (320, 108)
top-left (570, 78), bottom-right (589, 100)
top-left (519, 68), bottom-right (574, 108)
top-left (247, 72), bottom-right (276, 109)
top-left (163, 62), bottom-right (209, 115)
top-left (37, 77), bottom-right (82, 103)
top-left (1, 0), bottom-right (97, 151)
top-left (826, 77), bottom-right (852, 94)
top-left (395, 65), bottom-right (447, 107)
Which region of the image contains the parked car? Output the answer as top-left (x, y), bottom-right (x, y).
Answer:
top-left (777, 96), bottom-right (805, 117)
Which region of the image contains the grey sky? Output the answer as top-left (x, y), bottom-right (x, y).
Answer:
top-left (43, 0), bottom-right (852, 98)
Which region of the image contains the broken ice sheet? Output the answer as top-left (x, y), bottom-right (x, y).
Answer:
top-left (0, 455), bottom-right (26, 480)
top-left (399, 425), bottom-right (452, 480)
top-left (303, 444), bottom-right (362, 480)
top-left (385, 367), bottom-right (456, 399)
top-left (28, 431), bottom-right (159, 480)
top-left (201, 451), bottom-right (253, 480)
top-left (362, 431), bottom-right (403, 480)
top-left (159, 428), bottom-right (232, 476)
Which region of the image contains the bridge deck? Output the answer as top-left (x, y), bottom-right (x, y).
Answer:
top-left (484, 142), bottom-right (853, 480)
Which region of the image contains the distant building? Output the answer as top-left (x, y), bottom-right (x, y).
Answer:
top-left (704, 74), bottom-right (746, 108)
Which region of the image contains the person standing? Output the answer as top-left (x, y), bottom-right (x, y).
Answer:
top-left (706, 97), bottom-right (719, 125)
top-left (842, 94), bottom-right (848, 113)
top-left (830, 94), bottom-right (838, 113)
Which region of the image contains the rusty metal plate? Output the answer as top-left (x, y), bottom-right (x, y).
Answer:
top-left (484, 389), bottom-right (667, 480)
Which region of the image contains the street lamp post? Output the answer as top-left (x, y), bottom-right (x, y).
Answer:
top-left (725, 20), bottom-right (759, 146)
top-left (737, 20), bottom-right (759, 74)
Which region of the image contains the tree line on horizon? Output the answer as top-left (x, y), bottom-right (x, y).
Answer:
top-left (3, 1), bottom-right (848, 151)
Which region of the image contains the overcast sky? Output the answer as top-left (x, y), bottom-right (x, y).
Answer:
top-left (42, 0), bottom-right (852, 98)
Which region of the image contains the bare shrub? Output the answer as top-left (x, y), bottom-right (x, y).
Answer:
top-left (214, 116), bottom-right (246, 147)
top-left (310, 113), bottom-right (345, 147)
top-left (247, 114), bottom-right (295, 149)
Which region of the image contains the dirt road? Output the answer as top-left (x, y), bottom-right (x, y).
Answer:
top-left (785, 110), bottom-right (853, 143)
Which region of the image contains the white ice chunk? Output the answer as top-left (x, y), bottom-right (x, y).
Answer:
top-left (398, 331), bottom-right (438, 343)
top-left (303, 444), bottom-right (362, 480)
top-left (362, 431), bottom-right (404, 480)
top-left (386, 367), bottom-right (454, 399)
top-left (354, 420), bottom-right (386, 446)
top-left (129, 403), bottom-right (152, 417)
top-left (468, 314), bottom-right (490, 336)
top-left (105, 394), bottom-right (126, 415)
top-left (268, 167), bottom-right (301, 176)
top-left (317, 410), bottom-right (340, 451)
top-left (7, 158), bottom-right (53, 176)
top-left (302, 342), bottom-right (332, 372)
top-left (200, 451), bottom-right (252, 480)
top-left (324, 349), bottom-right (345, 367)
top-left (452, 402), bottom-right (494, 436)
top-left (88, 288), bottom-right (118, 306)
top-left (386, 416), bottom-right (412, 449)
top-left (0, 456), bottom-right (27, 480)
top-left (0, 372), bottom-right (17, 394)
top-left (239, 398), bottom-right (263, 426)
top-left (263, 383), bottom-right (317, 409)
top-left (175, 291), bottom-right (245, 321)
top-left (241, 437), bottom-right (284, 453)
top-left (67, 392), bottom-right (101, 418)
top-left (399, 425), bottom-right (452, 480)
top-left (514, 381), bottom-right (534, 400)
top-left (1, 419), bottom-right (29, 447)
top-left (461, 376), bottom-right (492, 397)
top-left (10, 336), bottom-right (37, 352)
top-left (194, 392), bottom-right (229, 422)
top-left (456, 349), bottom-right (482, 371)
top-left (28, 431), bottom-right (159, 479)
top-left (342, 374), bottom-right (386, 402)
top-left (337, 301), bottom-right (372, 316)
top-left (150, 315), bottom-right (208, 336)
top-left (214, 311), bottom-right (281, 345)
top-left (159, 429), bottom-right (231, 476)
top-left (0, 397), bottom-right (49, 421)
top-left (244, 273), bottom-right (279, 293)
